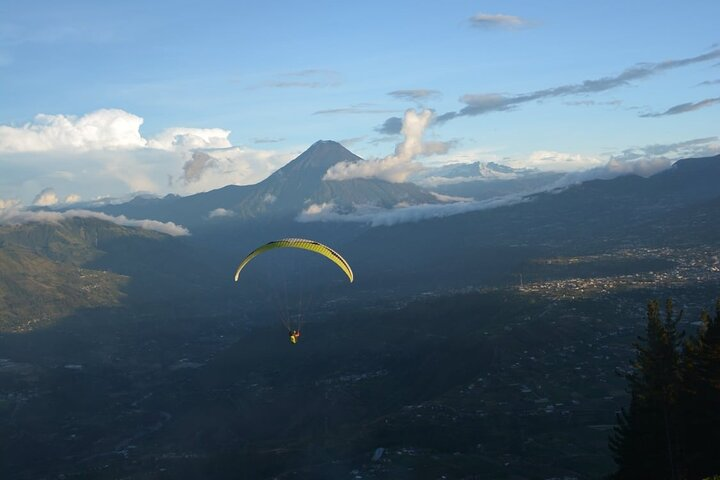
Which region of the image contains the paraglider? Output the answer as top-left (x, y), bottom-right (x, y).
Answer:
top-left (234, 238), bottom-right (354, 344)
top-left (234, 238), bottom-right (353, 283)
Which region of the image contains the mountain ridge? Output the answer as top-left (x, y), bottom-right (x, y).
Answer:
top-left (93, 140), bottom-right (439, 227)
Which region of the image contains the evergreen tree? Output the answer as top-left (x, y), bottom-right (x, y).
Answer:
top-left (680, 299), bottom-right (720, 480)
top-left (609, 299), bottom-right (684, 480)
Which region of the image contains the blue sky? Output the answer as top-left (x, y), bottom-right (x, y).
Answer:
top-left (1, 0), bottom-right (719, 205)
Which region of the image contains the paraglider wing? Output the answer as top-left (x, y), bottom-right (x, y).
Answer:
top-left (234, 238), bottom-right (354, 283)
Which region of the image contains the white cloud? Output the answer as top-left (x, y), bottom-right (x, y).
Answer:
top-left (0, 108), bottom-right (302, 203)
top-left (263, 193), bottom-right (277, 204)
top-left (147, 127), bottom-right (232, 151)
top-left (176, 146), bottom-right (296, 193)
top-left (324, 109), bottom-right (434, 182)
top-left (0, 109), bottom-right (147, 153)
top-left (422, 140), bottom-right (454, 156)
top-left (64, 193), bottom-right (82, 204)
top-left (509, 150), bottom-right (605, 172)
top-left (32, 187), bottom-right (59, 206)
top-left (549, 157), bottom-right (675, 189)
top-left (303, 202), bottom-right (336, 216)
top-left (103, 153), bottom-right (161, 193)
top-left (297, 195), bottom-right (530, 227)
top-left (604, 157), bottom-right (673, 177)
top-left (0, 198), bottom-right (21, 210)
top-left (0, 208), bottom-right (190, 236)
top-left (208, 208), bottom-right (234, 218)
top-left (429, 192), bottom-right (473, 203)
top-left (0, 108), bottom-right (234, 155)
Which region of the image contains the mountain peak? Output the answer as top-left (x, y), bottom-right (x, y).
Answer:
top-left (277, 140), bottom-right (362, 174)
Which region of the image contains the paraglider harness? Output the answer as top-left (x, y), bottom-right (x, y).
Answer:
top-left (289, 329), bottom-right (301, 344)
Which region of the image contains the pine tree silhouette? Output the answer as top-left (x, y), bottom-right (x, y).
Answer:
top-left (680, 299), bottom-right (720, 479)
top-left (609, 299), bottom-right (683, 480)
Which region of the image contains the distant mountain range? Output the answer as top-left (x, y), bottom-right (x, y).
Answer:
top-left (94, 141), bottom-right (439, 228)
top-left (411, 160), bottom-right (564, 200)
top-left (89, 141), bottom-right (574, 227)
top-left (414, 160), bottom-right (535, 182)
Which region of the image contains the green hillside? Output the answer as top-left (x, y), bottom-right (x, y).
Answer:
top-left (0, 217), bottom-right (167, 332)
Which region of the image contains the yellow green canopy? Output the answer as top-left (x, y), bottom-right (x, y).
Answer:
top-left (234, 238), bottom-right (354, 283)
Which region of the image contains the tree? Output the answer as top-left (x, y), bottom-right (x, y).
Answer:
top-left (680, 299), bottom-right (720, 479)
top-left (609, 299), bottom-right (684, 480)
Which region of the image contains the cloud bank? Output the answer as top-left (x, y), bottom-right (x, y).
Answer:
top-left (0, 109), bottom-right (147, 153)
top-left (0, 206), bottom-right (190, 236)
top-left (0, 108), bottom-right (298, 203)
top-left (297, 194), bottom-right (531, 227)
top-left (510, 150), bottom-right (605, 172)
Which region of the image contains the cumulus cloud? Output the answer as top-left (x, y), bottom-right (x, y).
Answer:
top-left (469, 13), bottom-right (529, 29)
top-left (640, 97), bottom-right (720, 117)
top-left (147, 127), bottom-right (232, 151)
top-left (0, 208), bottom-right (189, 236)
top-left (437, 48), bottom-right (720, 122)
top-left (0, 108), bottom-right (231, 157)
top-left (302, 202), bottom-right (335, 216)
top-left (0, 198), bottom-right (21, 210)
top-left (0, 109), bottom-right (147, 153)
top-left (32, 187), bottom-right (59, 206)
top-left (64, 194), bottom-right (81, 204)
top-left (324, 109), bottom-right (434, 182)
top-left (208, 208), bottom-right (234, 218)
top-left (0, 107), bottom-right (304, 203)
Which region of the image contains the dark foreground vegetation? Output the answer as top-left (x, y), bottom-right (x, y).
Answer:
top-left (610, 299), bottom-right (720, 480)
